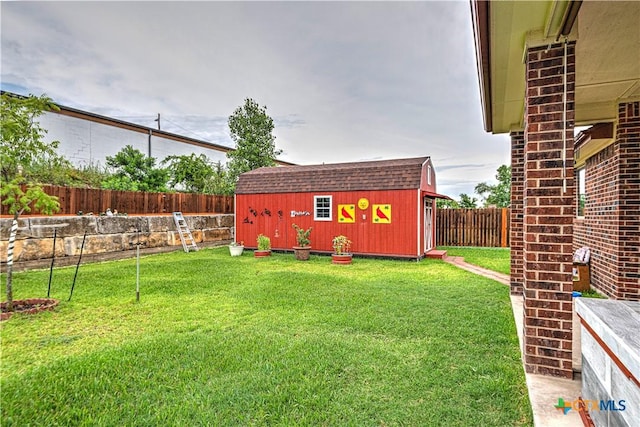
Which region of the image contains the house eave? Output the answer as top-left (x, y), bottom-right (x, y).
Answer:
top-left (471, 1), bottom-right (640, 134)
top-left (470, 0), bottom-right (492, 133)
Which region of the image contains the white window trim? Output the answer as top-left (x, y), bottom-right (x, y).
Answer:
top-left (577, 167), bottom-right (586, 218)
top-left (427, 165), bottom-right (432, 186)
top-left (314, 195), bottom-right (333, 221)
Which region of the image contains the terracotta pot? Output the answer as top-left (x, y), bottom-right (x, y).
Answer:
top-left (254, 250), bottom-right (271, 258)
top-left (293, 246), bottom-right (311, 261)
top-left (332, 254), bottom-right (353, 265)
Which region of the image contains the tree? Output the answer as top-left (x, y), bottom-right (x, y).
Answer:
top-left (475, 165), bottom-right (511, 207)
top-left (226, 98), bottom-right (282, 187)
top-left (0, 93), bottom-right (61, 182)
top-left (203, 161), bottom-right (234, 196)
top-left (1, 93), bottom-right (61, 311)
top-left (102, 145), bottom-right (169, 192)
top-left (163, 153), bottom-right (215, 193)
top-left (458, 193), bottom-right (478, 209)
top-left (436, 198), bottom-right (460, 209)
top-left (25, 156), bottom-right (109, 188)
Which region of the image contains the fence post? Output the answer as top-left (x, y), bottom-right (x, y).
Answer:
top-left (10, 184), bottom-right (234, 215)
top-left (501, 208), bottom-right (508, 248)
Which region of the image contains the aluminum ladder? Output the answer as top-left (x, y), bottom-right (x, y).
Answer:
top-left (172, 212), bottom-right (198, 253)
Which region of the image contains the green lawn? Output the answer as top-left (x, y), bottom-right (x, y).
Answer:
top-left (442, 246), bottom-right (511, 275)
top-left (1, 247), bottom-right (532, 426)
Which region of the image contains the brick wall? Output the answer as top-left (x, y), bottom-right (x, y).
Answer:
top-left (574, 102), bottom-right (640, 301)
top-left (522, 42), bottom-right (576, 378)
top-left (617, 102), bottom-right (640, 300)
top-left (510, 131), bottom-right (525, 295)
top-left (582, 145), bottom-right (620, 298)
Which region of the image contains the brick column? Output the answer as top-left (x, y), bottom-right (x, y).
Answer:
top-left (510, 131), bottom-right (525, 295)
top-left (616, 101), bottom-right (640, 300)
top-left (523, 42), bottom-right (575, 378)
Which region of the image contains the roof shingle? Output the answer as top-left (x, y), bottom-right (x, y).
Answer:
top-left (236, 156), bottom-right (430, 194)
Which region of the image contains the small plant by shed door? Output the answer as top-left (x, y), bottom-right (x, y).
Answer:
top-left (424, 199), bottom-right (433, 252)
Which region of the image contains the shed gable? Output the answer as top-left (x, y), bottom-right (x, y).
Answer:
top-left (236, 156), bottom-right (430, 194)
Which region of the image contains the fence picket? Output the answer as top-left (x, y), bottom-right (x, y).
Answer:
top-left (436, 208), bottom-right (510, 247)
top-left (0, 185), bottom-right (234, 215)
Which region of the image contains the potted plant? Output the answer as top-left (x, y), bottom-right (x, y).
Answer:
top-left (229, 241), bottom-right (244, 256)
top-left (332, 235), bottom-right (353, 264)
top-left (255, 234), bottom-right (271, 257)
top-left (292, 224), bottom-right (312, 261)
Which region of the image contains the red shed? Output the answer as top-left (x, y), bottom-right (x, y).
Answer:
top-left (234, 156), bottom-right (448, 259)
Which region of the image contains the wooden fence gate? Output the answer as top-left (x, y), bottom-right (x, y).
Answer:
top-left (436, 208), bottom-right (510, 247)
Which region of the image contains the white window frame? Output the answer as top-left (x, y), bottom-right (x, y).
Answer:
top-left (427, 165), bottom-right (432, 186)
top-left (577, 167), bottom-right (586, 218)
top-left (314, 195), bottom-right (332, 221)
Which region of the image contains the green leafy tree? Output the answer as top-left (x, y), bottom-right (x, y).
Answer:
top-left (25, 155), bottom-right (75, 185)
top-left (71, 163), bottom-right (111, 188)
top-left (436, 198), bottom-right (460, 209)
top-left (203, 161), bottom-right (234, 196)
top-left (102, 145), bottom-right (169, 192)
top-left (475, 165), bottom-right (511, 207)
top-left (458, 193), bottom-right (478, 209)
top-left (1, 93), bottom-right (61, 182)
top-left (163, 153), bottom-right (215, 193)
top-left (1, 93), bottom-right (61, 311)
top-left (25, 156), bottom-right (109, 188)
top-left (226, 98), bottom-right (282, 188)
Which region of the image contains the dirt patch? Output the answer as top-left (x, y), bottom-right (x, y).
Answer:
top-left (1, 298), bottom-right (59, 321)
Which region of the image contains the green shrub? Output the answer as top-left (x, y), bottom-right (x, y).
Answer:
top-left (292, 224), bottom-right (312, 247)
top-left (257, 234), bottom-right (271, 251)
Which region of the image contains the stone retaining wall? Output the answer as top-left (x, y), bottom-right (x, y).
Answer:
top-left (0, 214), bottom-right (234, 263)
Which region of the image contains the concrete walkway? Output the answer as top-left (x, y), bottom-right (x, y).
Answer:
top-left (443, 256), bottom-right (584, 427)
top-left (444, 255), bottom-right (511, 284)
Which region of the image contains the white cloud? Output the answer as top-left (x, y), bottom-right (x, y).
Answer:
top-left (1, 1), bottom-right (509, 198)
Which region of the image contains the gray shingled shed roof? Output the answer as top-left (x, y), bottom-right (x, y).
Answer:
top-left (235, 156), bottom-right (430, 194)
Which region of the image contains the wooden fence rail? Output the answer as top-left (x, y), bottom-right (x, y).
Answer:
top-left (436, 208), bottom-right (510, 247)
top-left (4, 187), bottom-right (507, 247)
top-left (0, 185), bottom-right (234, 215)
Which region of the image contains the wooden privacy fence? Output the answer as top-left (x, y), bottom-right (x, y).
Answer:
top-left (0, 185), bottom-right (234, 215)
top-left (436, 208), bottom-right (510, 247)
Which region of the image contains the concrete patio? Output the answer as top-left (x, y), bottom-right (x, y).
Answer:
top-left (445, 256), bottom-right (584, 426)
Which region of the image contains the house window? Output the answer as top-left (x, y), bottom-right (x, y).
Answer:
top-left (314, 196), bottom-right (332, 221)
top-left (577, 167), bottom-right (586, 217)
top-left (427, 165), bottom-right (432, 186)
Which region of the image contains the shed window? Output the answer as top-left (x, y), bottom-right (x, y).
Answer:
top-left (314, 196), bottom-right (332, 221)
top-left (427, 165), bottom-right (432, 185)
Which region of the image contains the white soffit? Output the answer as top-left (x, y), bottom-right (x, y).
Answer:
top-left (488, 1), bottom-right (640, 133)
top-left (574, 1), bottom-right (640, 125)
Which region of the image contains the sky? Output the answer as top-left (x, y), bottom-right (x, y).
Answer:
top-left (1, 1), bottom-right (511, 199)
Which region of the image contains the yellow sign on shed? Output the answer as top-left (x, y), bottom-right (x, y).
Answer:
top-left (338, 204), bottom-right (356, 223)
top-left (372, 204), bottom-right (391, 224)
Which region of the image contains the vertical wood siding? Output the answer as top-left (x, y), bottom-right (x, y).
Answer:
top-left (236, 190), bottom-right (421, 257)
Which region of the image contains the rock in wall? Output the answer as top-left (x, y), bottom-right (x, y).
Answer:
top-left (0, 214), bottom-right (234, 262)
